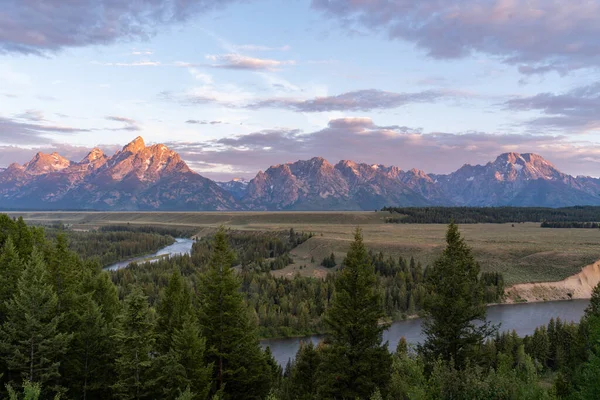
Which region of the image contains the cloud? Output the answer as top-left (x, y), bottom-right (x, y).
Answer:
top-left (247, 89), bottom-right (449, 112)
top-left (0, 117), bottom-right (90, 145)
top-left (505, 82), bottom-right (600, 132)
top-left (164, 88), bottom-right (458, 112)
top-left (233, 44), bottom-right (291, 52)
top-left (105, 115), bottom-right (141, 131)
top-left (0, 0), bottom-right (244, 55)
top-left (185, 120), bottom-right (224, 125)
top-left (15, 109), bottom-right (44, 122)
top-left (312, 0), bottom-right (600, 74)
top-left (163, 116), bottom-right (600, 179)
top-left (206, 54), bottom-right (295, 70)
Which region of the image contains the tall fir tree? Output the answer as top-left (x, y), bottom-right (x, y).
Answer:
top-left (0, 248), bottom-right (70, 397)
top-left (317, 228), bottom-right (392, 399)
top-left (62, 295), bottom-right (114, 400)
top-left (287, 342), bottom-right (321, 400)
top-left (159, 318), bottom-right (212, 400)
top-left (0, 237), bottom-right (23, 322)
top-left (420, 222), bottom-right (495, 369)
top-left (197, 228), bottom-right (270, 400)
top-left (46, 234), bottom-right (82, 314)
top-left (156, 268), bottom-right (194, 353)
top-left (112, 287), bottom-right (155, 400)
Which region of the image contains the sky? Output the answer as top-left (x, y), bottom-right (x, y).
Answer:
top-left (1, 0), bottom-right (600, 180)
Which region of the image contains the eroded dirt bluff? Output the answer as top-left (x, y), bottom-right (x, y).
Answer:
top-left (505, 260), bottom-right (600, 303)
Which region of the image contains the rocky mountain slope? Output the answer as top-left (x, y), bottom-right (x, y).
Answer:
top-left (1, 138), bottom-right (599, 210)
top-left (216, 178), bottom-right (249, 200)
top-left (0, 137), bottom-right (240, 211)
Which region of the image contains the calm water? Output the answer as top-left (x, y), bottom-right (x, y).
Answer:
top-left (105, 238), bottom-right (194, 271)
top-left (261, 299), bottom-right (590, 366)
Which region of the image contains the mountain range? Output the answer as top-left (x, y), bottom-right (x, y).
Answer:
top-left (1, 136), bottom-right (599, 210)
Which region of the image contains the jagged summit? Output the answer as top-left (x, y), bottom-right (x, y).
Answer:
top-left (121, 136), bottom-right (146, 154)
top-left (494, 152), bottom-right (555, 167)
top-left (24, 151), bottom-right (72, 175)
top-left (1, 141), bottom-right (600, 210)
top-left (81, 148), bottom-right (106, 163)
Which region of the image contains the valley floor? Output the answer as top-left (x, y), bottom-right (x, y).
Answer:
top-left (9, 211), bottom-right (600, 286)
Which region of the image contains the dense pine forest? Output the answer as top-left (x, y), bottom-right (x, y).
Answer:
top-left (382, 206), bottom-right (600, 224)
top-left (0, 214), bottom-right (599, 399)
top-left (43, 224), bottom-right (197, 267)
top-left (541, 222), bottom-right (600, 229)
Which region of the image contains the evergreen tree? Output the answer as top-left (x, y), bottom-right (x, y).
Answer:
top-left (88, 269), bottom-right (121, 325)
top-left (0, 237), bottom-right (23, 322)
top-left (420, 222), bottom-right (495, 369)
top-left (197, 228), bottom-right (270, 400)
top-left (112, 287), bottom-right (155, 400)
top-left (46, 234), bottom-right (82, 313)
top-left (0, 248), bottom-right (70, 396)
top-left (317, 228), bottom-right (392, 399)
top-left (159, 318), bottom-right (212, 400)
top-left (63, 296), bottom-right (114, 400)
top-left (585, 282), bottom-right (600, 319)
top-left (287, 342), bottom-right (320, 400)
top-left (156, 268), bottom-right (193, 353)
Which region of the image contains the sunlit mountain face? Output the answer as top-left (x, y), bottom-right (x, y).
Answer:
top-left (1, 137), bottom-right (599, 210)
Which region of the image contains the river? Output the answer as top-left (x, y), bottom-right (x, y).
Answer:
top-left (102, 241), bottom-right (591, 368)
top-left (105, 238), bottom-right (195, 271)
top-left (261, 299), bottom-right (590, 367)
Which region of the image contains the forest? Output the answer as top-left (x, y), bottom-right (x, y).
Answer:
top-left (43, 224), bottom-right (196, 267)
top-left (0, 213), bottom-right (598, 399)
top-left (382, 206), bottom-right (600, 224)
top-left (541, 222), bottom-right (600, 229)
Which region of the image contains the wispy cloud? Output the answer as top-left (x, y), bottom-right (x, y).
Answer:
top-left (246, 89), bottom-right (450, 112)
top-left (0, 116), bottom-right (90, 145)
top-left (186, 120), bottom-right (225, 125)
top-left (105, 116), bottom-right (140, 131)
top-left (232, 44), bottom-right (291, 52)
top-left (205, 54), bottom-right (295, 71)
top-left (15, 109), bottom-right (44, 122)
top-left (164, 88), bottom-right (467, 112)
top-left (505, 82), bottom-right (600, 133)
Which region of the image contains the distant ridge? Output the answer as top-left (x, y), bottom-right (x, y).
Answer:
top-left (1, 137), bottom-right (600, 210)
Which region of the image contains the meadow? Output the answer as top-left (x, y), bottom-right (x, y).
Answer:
top-left (9, 211), bottom-right (600, 285)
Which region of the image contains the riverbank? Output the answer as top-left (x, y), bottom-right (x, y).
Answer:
top-left (105, 238), bottom-right (195, 271)
top-left (505, 259), bottom-right (600, 303)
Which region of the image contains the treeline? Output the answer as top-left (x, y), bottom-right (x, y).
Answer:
top-left (382, 206), bottom-right (600, 224)
top-left (191, 228), bottom-right (312, 272)
top-left (99, 224), bottom-right (197, 237)
top-left (541, 221), bottom-right (600, 229)
top-left (46, 227), bottom-right (176, 267)
top-left (110, 230), bottom-right (504, 338)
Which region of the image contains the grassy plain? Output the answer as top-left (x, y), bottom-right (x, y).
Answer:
top-left (9, 211), bottom-right (600, 285)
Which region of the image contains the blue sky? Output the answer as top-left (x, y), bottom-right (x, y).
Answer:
top-left (1, 0), bottom-right (600, 180)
